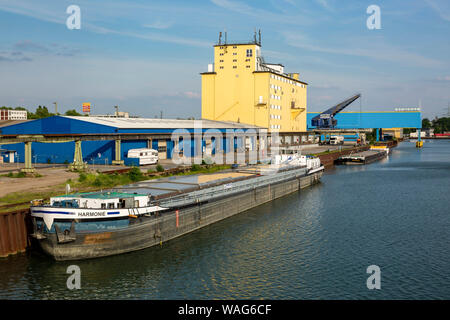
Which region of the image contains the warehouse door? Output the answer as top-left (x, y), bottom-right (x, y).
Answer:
top-left (158, 140), bottom-right (167, 160)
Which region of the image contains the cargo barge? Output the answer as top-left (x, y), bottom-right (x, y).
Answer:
top-left (30, 155), bottom-right (324, 260)
top-left (335, 149), bottom-right (387, 165)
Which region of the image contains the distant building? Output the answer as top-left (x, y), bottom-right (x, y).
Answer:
top-left (410, 128), bottom-right (434, 138)
top-left (201, 33), bottom-right (308, 133)
top-left (94, 111), bottom-right (131, 118)
top-left (0, 109), bottom-right (27, 121)
top-left (382, 128), bottom-right (403, 139)
top-left (0, 149), bottom-right (17, 163)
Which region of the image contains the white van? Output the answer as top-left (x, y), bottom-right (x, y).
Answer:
top-left (127, 148), bottom-right (158, 165)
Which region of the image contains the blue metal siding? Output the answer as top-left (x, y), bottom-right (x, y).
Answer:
top-left (35, 141), bottom-right (75, 164)
top-left (83, 141), bottom-right (115, 164)
top-left (0, 140), bottom-right (115, 164)
top-left (341, 133), bottom-right (360, 141)
top-left (182, 138), bottom-right (191, 156)
top-left (190, 138), bottom-right (199, 157)
top-left (0, 116), bottom-right (116, 135)
top-left (41, 117), bottom-right (72, 133)
top-left (68, 118), bottom-right (116, 134)
top-left (307, 112), bottom-right (421, 130)
top-left (222, 137), bottom-right (228, 153)
top-left (166, 140), bottom-right (174, 159)
top-left (0, 120), bottom-right (42, 135)
top-left (168, 137), bottom-right (193, 158)
top-left (121, 140), bottom-right (148, 160)
top-left (123, 157), bottom-right (140, 166)
top-left (1, 143), bottom-right (24, 162)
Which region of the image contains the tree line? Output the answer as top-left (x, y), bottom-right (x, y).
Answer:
top-left (422, 117), bottom-right (450, 134)
top-left (0, 106), bottom-right (83, 119)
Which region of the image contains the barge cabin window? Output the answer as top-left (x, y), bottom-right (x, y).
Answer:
top-left (52, 199), bottom-right (79, 208)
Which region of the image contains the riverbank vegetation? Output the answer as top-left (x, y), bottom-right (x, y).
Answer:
top-left (73, 164), bottom-right (231, 189)
top-left (1, 105), bottom-right (84, 119)
top-left (0, 172), bottom-right (43, 178)
top-left (422, 117), bottom-right (449, 133)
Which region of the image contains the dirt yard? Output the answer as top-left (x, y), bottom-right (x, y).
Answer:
top-left (0, 159), bottom-right (181, 199)
top-left (0, 167), bottom-right (79, 198)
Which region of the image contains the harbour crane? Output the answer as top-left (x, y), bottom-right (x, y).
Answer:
top-left (311, 93), bottom-right (361, 129)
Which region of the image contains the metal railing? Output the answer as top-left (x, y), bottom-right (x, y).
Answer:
top-left (158, 166), bottom-right (308, 208)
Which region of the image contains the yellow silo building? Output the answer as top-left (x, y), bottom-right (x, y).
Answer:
top-left (201, 33), bottom-right (308, 132)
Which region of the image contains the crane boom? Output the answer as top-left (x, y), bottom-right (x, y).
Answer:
top-left (311, 93), bottom-right (361, 129)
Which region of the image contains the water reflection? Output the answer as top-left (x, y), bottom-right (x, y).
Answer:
top-left (1, 141), bottom-right (449, 299)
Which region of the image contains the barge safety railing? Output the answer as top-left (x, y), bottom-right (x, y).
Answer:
top-left (156, 166), bottom-right (309, 208)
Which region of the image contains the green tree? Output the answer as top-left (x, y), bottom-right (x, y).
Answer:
top-left (432, 117), bottom-right (450, 133)
top-left (36, 106), bottom-right (52, 118)
top-left (65, 109), bottom-right (82, 116)
top-left (422, 118), bottom-right (432, 129)
top-left (128, 167), bottom-right (144, 182)
top-left (1, 106), bottom-right (57, 119)
top-left (28, 106), bottom-right (55, 119)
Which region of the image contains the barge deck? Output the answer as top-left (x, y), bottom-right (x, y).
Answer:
top-left (335, 150), bottom-right (387, 165)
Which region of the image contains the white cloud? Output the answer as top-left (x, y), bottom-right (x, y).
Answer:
top-left (0, 0), bottom-right (64, 24)
top-left (102, 29), bottom-right (210, 47)
top-left (425, 0), bottom-right (450, 22)
top-left (0, 1), bottom-right (209, 47)
top-left (315, 0), bottom-right (333, 11)
top-left (282, 32), bottom-right (443, 68)
top-left (142, 20), bottom-right (174, 30)
top-left (210, 0), bottom-right (316, 25)
top-left (435, 76), bottom-right (450, 81)
top-left (0, 54), bottom-right (202, 114)
top-left (183, 91), bottom-right (201, 99)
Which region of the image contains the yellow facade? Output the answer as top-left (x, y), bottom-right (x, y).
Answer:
top-left (201, 42), bottom-right (308, 132)
top-left (382, 128), bottom-right (403, 139)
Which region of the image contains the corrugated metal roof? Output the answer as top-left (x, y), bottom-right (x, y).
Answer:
top-left (64, 116), bottom-right (264, 130)
top-left (0, 120), bottom-right (30, 128)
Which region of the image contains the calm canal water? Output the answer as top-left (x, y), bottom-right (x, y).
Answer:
top-left (1, 140), bottom-right (449, 299)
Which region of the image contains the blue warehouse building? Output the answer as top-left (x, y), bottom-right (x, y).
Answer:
top-left (307, 111), bottom-right (422, 130)
top-left (307, 110), bottom-right (422, 142)
top-left (0, 116), bottom-right (263, 165)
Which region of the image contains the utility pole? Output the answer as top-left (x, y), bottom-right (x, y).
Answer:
top-left (160, 110), bottom-right (163, 119)
top-left (441, 102), bottom-right (450, 117)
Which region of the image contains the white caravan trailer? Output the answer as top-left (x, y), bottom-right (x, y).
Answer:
top-left (127, 148), bottom-right (158, 165)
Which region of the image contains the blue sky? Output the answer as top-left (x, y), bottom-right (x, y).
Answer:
top-left (0, 0), bottom-right (449, 119)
